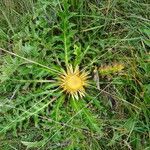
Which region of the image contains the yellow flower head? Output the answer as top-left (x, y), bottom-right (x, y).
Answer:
top-left (58, 65), bottom-right (89, 99)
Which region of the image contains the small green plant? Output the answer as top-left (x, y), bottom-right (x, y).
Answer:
top-left (0, 0), bottom-right (150, 150)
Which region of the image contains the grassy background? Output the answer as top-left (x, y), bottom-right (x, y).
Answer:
top-left (0, 0), bottom-right (150, 149)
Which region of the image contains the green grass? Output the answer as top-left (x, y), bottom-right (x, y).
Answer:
top-left (0, 0), bottom-right (150, 149)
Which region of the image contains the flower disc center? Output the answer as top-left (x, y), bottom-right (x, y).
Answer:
top-left (66, 75), bottom-right (82, 90)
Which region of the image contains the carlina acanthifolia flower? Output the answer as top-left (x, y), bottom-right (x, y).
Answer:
top-left (58, 65), bottom-right (89, 99)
